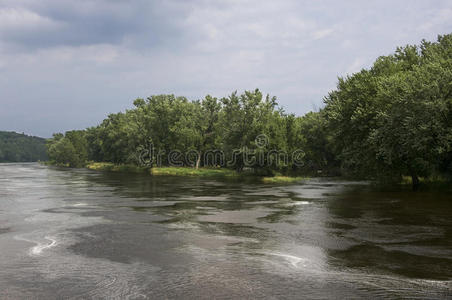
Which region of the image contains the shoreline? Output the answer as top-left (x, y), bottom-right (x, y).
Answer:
top-left (38, 161), bottom-right (452, 190)
top-left (85, 162), bottom-right (307, 184)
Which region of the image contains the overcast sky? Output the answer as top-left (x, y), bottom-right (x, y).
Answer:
top-left (1, 0), bottom-right (451, 137)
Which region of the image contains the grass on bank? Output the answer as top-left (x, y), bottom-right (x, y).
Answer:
top-left (150, 166), bottom-right (238, 177)
top-left (399, 175), bottom-right (452, 190)
top-left (85, 162), bottom-right (306, 184)
top-left (86, 162), bottom-right (149, 173)
top-left (261, 176), bottom-right (306, 183)
top-left (152, 167), bottom-right (306, 183)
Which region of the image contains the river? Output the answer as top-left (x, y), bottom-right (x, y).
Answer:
top-left (0, 163), bottom-right (451, 299)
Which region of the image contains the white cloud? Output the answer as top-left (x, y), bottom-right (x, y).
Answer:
top-left (0, 0), bottom-right (452, 137)
top-left (418, 7), bottom-right (452, 32)
top-left (0, 7), bottom-right (61, 30)
top-left (312, 28), bottom-right (334, 40)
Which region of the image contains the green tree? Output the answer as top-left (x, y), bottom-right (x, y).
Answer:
top-left (324, 34), bottom-right (452, 188)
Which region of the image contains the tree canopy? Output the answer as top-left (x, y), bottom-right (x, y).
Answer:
top-left (46, 34), bottom-right (452, 188)
top-left (324, 34), bottom-right (452, 187)
top-left (0, 131), bottom-right (48, 162)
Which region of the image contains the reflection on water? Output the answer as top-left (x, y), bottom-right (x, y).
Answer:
top-left (0, 163), bottom-right (451, 299)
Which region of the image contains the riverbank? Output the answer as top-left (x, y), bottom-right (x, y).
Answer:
top-left (86, 162), bottom-right (149, 173)
top-left (398, 175), bottom-right (452, 191)
top-left (85, 162), bottom-right (306, 184)
top-left (44, 162), bottom-right (450, 189)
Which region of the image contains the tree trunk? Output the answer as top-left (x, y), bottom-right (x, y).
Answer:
top-left (411, 173), bottom-right (420, 191)
top-left (407, 165), bottom-right (420, 191)
top-left (195, 152), bottom-right (201, 169)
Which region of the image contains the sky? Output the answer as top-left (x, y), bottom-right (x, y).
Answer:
top-left (1, 0), bottom-right (451, 137)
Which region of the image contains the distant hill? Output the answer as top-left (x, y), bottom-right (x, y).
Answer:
top-left (0, 131), bottom-right (48, 162)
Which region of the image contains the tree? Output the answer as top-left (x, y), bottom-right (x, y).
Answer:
top-left (0, 131), bottom-right (48, 162)
top-left (46, 131), bottom-right (88, 167)
top-left (324, 34), bottom-right (452, 189)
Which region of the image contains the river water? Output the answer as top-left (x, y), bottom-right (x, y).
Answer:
top-left (0, 163), bottom-right (451, 299)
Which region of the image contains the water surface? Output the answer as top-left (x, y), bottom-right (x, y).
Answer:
top-left (0, 163), bottom-right (451, 299)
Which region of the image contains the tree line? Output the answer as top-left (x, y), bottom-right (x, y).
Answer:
top-left (0, 131), bottom-right (48, 162)
top-left (47, 91), bottom-right (333, 175)
top-left (47, 34), bottom-right (452, 187)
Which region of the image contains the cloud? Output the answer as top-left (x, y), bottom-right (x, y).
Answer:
top-left (0, 7), bottom-right (63, 50)
top-left (0, 0), bottom-right (451, 137)
top-left (0, 7), bottom-right (60, 29)
top-left (0, 0), bottom-right (187, 51)
top-left (312, 28), bottom-right (334, 40)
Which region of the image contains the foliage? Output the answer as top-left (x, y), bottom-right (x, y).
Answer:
top-left (48, 89), bottom-right (330, 175)
top-left (46, 130), bottom-right (88, 167)
top-left (46, 34), bottom-right (452, 189)
top-left (0, 131), bottom-right (48, 162)
top-left (324, 34), bottom-right (452, 188)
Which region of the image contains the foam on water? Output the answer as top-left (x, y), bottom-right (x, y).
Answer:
top-left (293, 201), bottom-right (310, 205)
top-left (30, 236), bottom-right (57, 255)
top-left (13, 234), bottom-right (58, 256)
top-left (264, 252), bottom-right (307, 267)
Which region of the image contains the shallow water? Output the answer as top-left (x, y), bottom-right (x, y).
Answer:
top-left (0, 163), bottom-right (451, 299)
